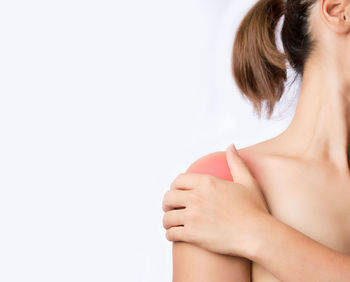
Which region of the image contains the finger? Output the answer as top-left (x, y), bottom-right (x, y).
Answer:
top-left (170, 172), bottom-right (208, 191)
top-left (165, 226), bottom-right (187, 242)
top-left (162, 189), bottom-right (189, 212)
top-left (226, 144), bottom-right (256, 188)
top-left (162, 208), bottom-right (186, 230)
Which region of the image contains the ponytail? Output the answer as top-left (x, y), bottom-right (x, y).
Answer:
top-left (232, 0), bottom-right (288, 119)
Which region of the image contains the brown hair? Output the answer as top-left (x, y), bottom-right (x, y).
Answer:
top-left (232, 0), bottom-right (318, 119)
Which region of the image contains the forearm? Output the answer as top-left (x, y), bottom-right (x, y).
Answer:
top-left (245, 214), bottom-right (350, 281)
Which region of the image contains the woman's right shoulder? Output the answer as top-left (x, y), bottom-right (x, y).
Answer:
top-left (184, 144), bottom-right (273, 183)
top-left (185, 151), bottom-right (233, 181)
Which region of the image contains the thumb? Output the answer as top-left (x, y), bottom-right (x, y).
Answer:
top-left (226, 144), bottom-right (256, 188)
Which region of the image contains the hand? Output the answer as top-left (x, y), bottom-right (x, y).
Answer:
top-left (162, 144), bottom-right (270, 257)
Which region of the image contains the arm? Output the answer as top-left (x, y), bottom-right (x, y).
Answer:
top-left (245, 214), bottom-right (350, 282)
top-left (172, 152), bottom-right (251, 282)
top-left (173, 242), bottom-right (251, 281)
top-left (166, 146), bottom-right (350, 280)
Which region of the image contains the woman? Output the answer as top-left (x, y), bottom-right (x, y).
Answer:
top-left (162, 0), bottom-right (350, 281)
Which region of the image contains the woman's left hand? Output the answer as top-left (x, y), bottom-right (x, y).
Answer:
top-left (162, 144), bottom-right (270, 257)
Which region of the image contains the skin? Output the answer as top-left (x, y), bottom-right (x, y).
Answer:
top-left (162, 0), bottom-right (350, 281)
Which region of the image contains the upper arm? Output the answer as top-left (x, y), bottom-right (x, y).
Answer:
top-left (172, 151), bottom-right (251, 282)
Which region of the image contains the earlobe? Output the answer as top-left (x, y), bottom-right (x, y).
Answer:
top-left (342, 11), bottom-right (350, 34)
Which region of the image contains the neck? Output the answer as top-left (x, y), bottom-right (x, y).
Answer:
top-left (274, 59), bottom-right (350, 174)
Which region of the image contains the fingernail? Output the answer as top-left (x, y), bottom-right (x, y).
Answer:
top-left (231, 143), bottom-right (237, 152)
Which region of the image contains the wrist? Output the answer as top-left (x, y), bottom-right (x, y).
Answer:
top-left (242, 212), bottom-right (278, 261)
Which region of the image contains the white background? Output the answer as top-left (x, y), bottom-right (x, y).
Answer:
top-left (0, 1), bottom-right (298, 281)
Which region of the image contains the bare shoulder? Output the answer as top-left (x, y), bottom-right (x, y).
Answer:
top-left (172, 146), bottom-right (264, 282)
top-left (185, 142), bottom-right (277, 181)
top-left (185, 151), bottom-right (232, 180)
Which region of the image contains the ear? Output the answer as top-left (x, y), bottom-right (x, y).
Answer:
top-left (321, 0), bottom-right (350, 34)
